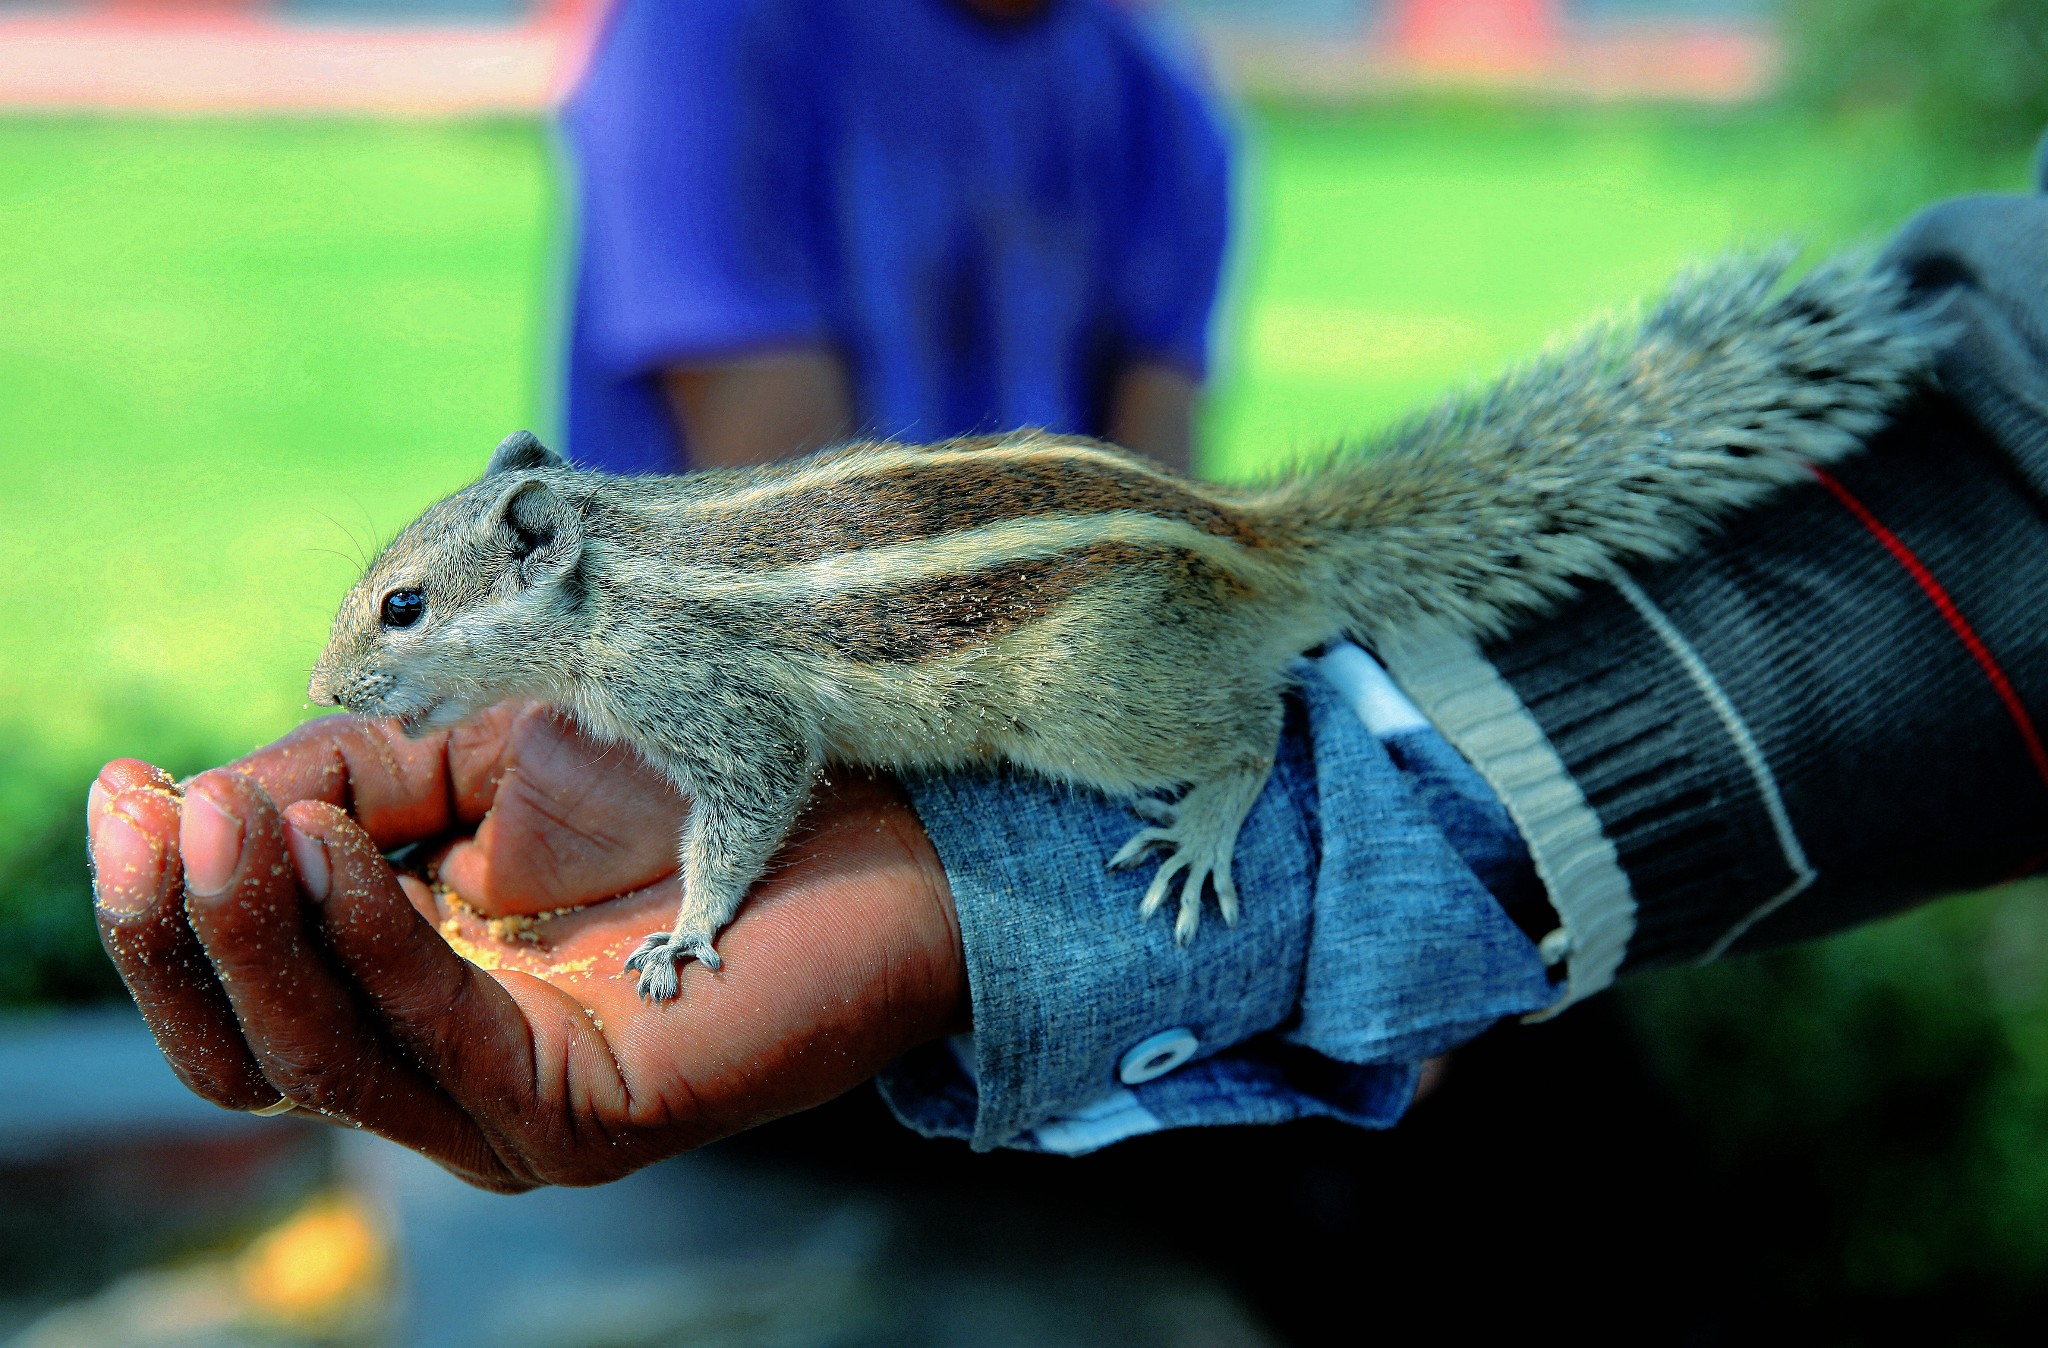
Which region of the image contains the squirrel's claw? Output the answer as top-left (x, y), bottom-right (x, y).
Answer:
top-left (1129, 795), bottom-right (1178, 826)
top-left (1108, 827), bottom-right (1173, 870)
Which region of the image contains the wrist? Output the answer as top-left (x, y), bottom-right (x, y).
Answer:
top-left (849, 774), bottom-right (970, 1044)
top-left (782, 773), bottom-right (967, 1056)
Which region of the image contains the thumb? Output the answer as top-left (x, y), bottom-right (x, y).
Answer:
top-left (439, 707), bottom-right (687, 915)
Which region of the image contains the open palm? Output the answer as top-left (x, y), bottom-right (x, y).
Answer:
top-left (89, 703), bottom-right (965, 1191)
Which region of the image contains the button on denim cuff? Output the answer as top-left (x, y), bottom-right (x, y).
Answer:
top-left (878, 658), bottom-right (1557, 1154)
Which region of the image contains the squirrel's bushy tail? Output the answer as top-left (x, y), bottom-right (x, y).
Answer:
top-left (1250, 249), bottom-right (1944, 644)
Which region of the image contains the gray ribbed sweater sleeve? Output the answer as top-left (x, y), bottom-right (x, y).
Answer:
top-left (1382, 165), bottom-right (2048, 1009)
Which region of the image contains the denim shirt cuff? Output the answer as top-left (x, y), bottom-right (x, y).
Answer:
top-left (889, 691), bottom-right (1323, 1151)
top-left (882, 655), bottom-right (1556, 1153)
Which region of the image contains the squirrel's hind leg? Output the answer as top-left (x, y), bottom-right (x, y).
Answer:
top-left (1110, 762), bottom-right (1270, 944)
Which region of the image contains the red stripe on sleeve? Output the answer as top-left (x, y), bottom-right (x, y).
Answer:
top-left (1811, 466), bottom-right (2048, 803)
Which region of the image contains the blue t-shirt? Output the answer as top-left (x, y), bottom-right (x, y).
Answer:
top-left (560, 0), bottom-right (1232, 472)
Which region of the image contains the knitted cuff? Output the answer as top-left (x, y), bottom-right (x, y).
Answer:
top-left (1385, 394), bottom-right (2048, 989)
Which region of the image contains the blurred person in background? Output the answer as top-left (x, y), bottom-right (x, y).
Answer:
top-left (561, 0), bottom-right (1230, 475)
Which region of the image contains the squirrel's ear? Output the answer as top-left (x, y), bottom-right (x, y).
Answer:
top-left (494, 478), bottom-right (582, 579)
top-left (486, 430), bottom-right (567, 477)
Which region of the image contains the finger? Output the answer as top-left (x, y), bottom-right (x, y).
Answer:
top-left (178, 769), bottom-right (523, 1189)
top-left (229, 702), bottom-right (562, 852)
top-left (286, 799), bottom-right (681, 1180)
top-left (91, 757), bottom-right (177, 809)
top-left (89, 760), bottom-right (277, 1112)
top-left (437, 703), bottom-right (685, 915)
top-left (225, 714), bottom-right (458, 847)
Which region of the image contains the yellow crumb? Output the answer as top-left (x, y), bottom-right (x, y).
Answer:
top-left (435, 916), bottom-right (511, 972)
top-left (432, 893), bottom-right (608, 982)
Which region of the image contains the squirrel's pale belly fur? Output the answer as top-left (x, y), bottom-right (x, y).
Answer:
top-left (310, 252), bottom-right (1940, 1001)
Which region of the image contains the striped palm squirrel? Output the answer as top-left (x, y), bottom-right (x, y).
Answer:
top-left (309, 252), bottom-right (1938, 1002)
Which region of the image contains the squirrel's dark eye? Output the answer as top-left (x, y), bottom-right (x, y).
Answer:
top-left (380, 589), bottom-right (426, 629)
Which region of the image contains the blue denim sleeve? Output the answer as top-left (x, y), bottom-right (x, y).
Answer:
top-left (876, 646), bottom-right (1559, 1154)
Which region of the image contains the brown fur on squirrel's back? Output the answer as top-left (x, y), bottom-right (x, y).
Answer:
top-left (577, 251), bottom-right (1940, 663)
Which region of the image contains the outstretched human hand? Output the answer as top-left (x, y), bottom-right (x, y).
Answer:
top-left (88, 703), bottom-right (965, 1191)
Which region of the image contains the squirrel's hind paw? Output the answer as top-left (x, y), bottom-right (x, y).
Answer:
top-left (625, 929), bottom-right (723, 1003)
top-left (1113, 776), bottom-right (1257, 943)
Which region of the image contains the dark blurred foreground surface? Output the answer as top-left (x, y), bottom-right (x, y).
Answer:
top-left (9, 979), bottom-right (2048, 1347)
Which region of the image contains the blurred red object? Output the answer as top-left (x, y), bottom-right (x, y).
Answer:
top-left (1393, 0), bottom-right (1563, 74)
top-left (1193, 0), bottom-right (1775, 104)
top-left (0, 0), bottom-right (605, 113)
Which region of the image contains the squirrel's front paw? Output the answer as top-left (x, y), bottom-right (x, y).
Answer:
top-left (624, 929), bottom-right (723, 1002)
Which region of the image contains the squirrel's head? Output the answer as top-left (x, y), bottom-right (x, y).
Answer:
top-left (309, 431), bottom-right (588, 736)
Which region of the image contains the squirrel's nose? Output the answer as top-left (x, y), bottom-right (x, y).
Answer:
top-left (307, 665), bottom-right (339, 706)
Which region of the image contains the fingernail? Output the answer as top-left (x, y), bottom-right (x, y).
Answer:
top-left (285, 821), bottom-right (332, 902)
top-left (87, 780), bottom-right (109, 841)
top-left (181, 791), bottom-right (244, 898)
top-left (91, 811), bottom-right (162, 916)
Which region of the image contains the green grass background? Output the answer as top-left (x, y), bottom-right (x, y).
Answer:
top-left (2, 104), bottom-right (2017, 801)
top-left (3, 100), bottom-right (2046, 1299)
